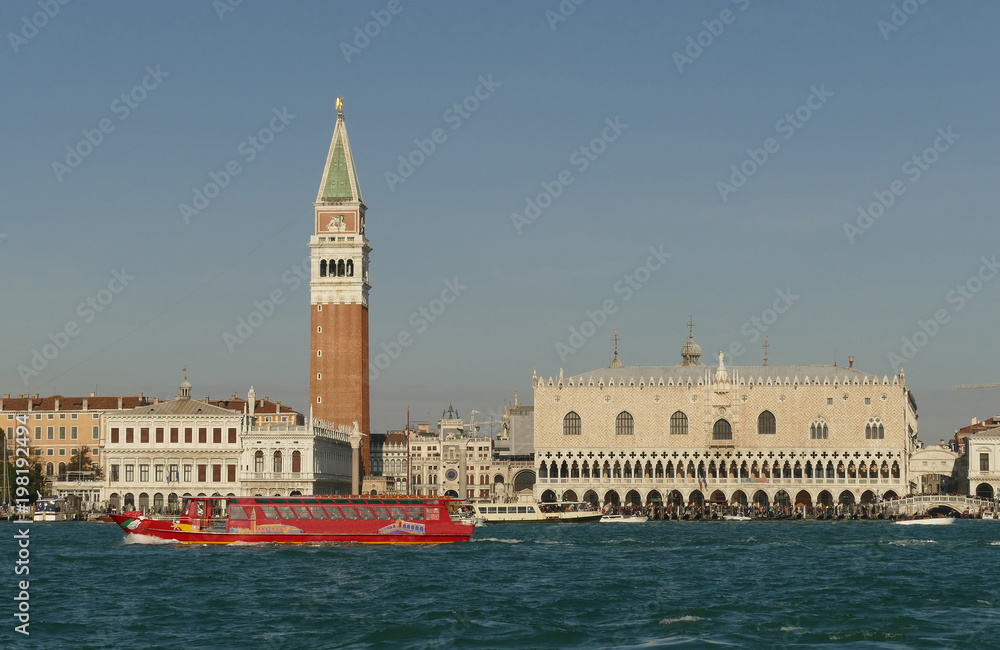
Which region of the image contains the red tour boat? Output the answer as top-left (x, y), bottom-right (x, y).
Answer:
top-left (110, 495), bottom-right (474, 544)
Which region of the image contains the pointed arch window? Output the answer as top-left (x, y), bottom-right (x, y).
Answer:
top-left (757, 410), bottom-right (776, 435)
top-left (669, 411), bottom-right (688, 435)
top-left (615, 411), bottom-right (634, 436)
top-left (865, 417), bottom-right (885, 439)
top-left (563, 411), bottom-right (581, 436)
top-left (810, 419), bottom-right (829, 440)
top-left (712, 419), bottom-right (732, 441)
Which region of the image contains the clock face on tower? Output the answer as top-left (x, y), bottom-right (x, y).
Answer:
top-left (445, 469), bottom-right (459, 482)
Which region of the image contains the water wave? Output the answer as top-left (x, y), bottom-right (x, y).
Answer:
top-left (123, 534), bottom-right (181, 545)
top-left (659, 616), bottom-right (705, 625)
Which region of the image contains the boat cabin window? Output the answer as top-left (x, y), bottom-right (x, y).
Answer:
top-left (325, 506), bottom-right (345, 519)
top-left (308, 506), bottom-right (327, 519)
top-left (292, 506), bottom-right (311, 519)
top-left (487, 507), bottom-right (497, 514)
top-left (277, 506), bottom-right (295, 519)
top-left (388, 507), bottom-right (406, 520)
top-left (341, 507), bottom-right (359, 520)
top-left (229, 506), bottom-right (249, 519)
top-left (261, 506), bottom-right (279, 519)
top-left (372, 507), bottom-right (392, 520)
top-left (405, 507), bottom-right (424, 520)
top-left (518, 507), bottom-right (529, 513)
top-left (357, 507), bottom-right (375, 520)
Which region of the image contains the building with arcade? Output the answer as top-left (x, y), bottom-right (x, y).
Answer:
top-left (532, 326), bottom-right (919, 511)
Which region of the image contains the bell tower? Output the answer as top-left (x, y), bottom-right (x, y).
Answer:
top-left (309, 97), bottom-right (371, 478)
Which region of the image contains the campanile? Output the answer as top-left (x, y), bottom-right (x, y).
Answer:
top-left (309, 98), bottom-right (371, 477)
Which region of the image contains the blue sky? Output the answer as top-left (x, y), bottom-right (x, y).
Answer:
top-left (2, 1), bottom-right (999, 442)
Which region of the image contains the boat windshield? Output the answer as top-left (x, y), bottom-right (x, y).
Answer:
top-left (539, 502), bottom-right (596, 513)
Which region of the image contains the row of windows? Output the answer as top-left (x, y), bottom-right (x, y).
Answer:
top-left (540, 458), bottom-right (901, 480)
top-left (21, 426), bottom-right (100, 441)
top-left (230, 504), bottom-right (425, 522)
top-left (319, 259), bottom-right (354, 277)
top-left (109, 427), bottom-right (238, 445)
top-left (7, 413), bottom-right (99, 420)
top-left (563, 411), bottom-right (887, 440)
top-left (110, 463), bottom-right (238, 483)
top-left (252, 450), bottom-right (302, 473)
top-left (35, 447), bottom-right (97, 457)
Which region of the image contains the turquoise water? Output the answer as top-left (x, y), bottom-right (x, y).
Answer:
top-left (4, 520), bottom-right (1000, 648)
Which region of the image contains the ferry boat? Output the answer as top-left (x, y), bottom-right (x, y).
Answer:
top-left (33, 496), bottom-right (70, 522)
top-left (469, 501), bottom-right (602, 524)
top-left (600, 514), bottom-right (648, 523)
top-left (110, 495), bottom-right (474, 544)
top-left (893, 513), bottom-right (954, 526)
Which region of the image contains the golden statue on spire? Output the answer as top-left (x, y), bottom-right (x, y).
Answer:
top-left (336, 97), bottom-right (343, 115)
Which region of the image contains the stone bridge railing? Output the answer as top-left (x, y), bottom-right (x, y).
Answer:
top-left (884, 494), bottom-right (992, 513)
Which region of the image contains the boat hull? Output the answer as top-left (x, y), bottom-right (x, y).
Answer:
top-left (894, 517), bottom-right (954, 526)
top-left (601, 516), bottom-right (648, 523)
top-left (111, 514), bottom-right (472, 544)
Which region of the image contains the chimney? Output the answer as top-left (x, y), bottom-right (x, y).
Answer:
top-left (138, 392), bottom-right (144, 402)
top-left (973, 417), bottom-right (978, 425)
top-left (82, 398), bottom-right (88, 410)
top-left (940, 439), bottom-right (946, 447)
top-left (848, 356), bottom-right (854, 369)
top-left (90, 391), bottom-right (96, 398)
top-left (2, 394), bottom-right (8, 399)
top-left (118, 397), bottom-right (123, 409)
top-left (153, 398), bottom-right (159, 404)
top-left (33, 394), bottom-right (39, 399)
top-left (27, 399), bottom-right (32, 412)
top-left (54, 398), bottom-right (60, 411)
top-left (276, 401), bottom-right (281, 412)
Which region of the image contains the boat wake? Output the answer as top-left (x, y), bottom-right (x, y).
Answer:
top-left (887, 539), bottom-right (937, 546)
top-left (473, 537), bottom-right (523, 544)
top-left (123, 534), bottom-right (181, 545)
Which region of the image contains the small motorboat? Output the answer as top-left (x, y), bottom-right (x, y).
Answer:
top-left (894, 513), bottom-right (954, 526)
top-left (723, 515), bottom-right (752, 521)
top-left (601, 514), bottom-right (648, 523)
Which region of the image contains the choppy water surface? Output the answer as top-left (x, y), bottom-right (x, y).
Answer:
top-left (5, 520), bottom-right (1000, 647)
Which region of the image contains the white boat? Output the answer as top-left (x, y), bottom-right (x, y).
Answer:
top-left (32, 496), bottom-right (70, 522)
top-left (723, 515), bottom-right (752, 521)
top-left (894, 514), bottom-right (954, 526)
top-left (470, 501), bottom-right (602, 524)
top-left (601, 514), bottom-right (648, 523)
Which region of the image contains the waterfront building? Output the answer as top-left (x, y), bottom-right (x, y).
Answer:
top-left (369, 431), bottom-right (409, 493)
top-left (1, 392), bottom-right (150, 494)
top-left (309, 98), bottom-right (372, 477)
top-left (954, 416), bottom-right (1000, 454)
top-left (966, 425), bottom-right (1000, 500)
top-left (908, 440), bottom-right (963, 494)
top-left (532, 327), bottom-right (919, 510)
top-left (100, 379), bottom-right (354, 511)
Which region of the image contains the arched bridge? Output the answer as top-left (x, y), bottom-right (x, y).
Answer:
top-left (884, 495), bottom-right (992, 515)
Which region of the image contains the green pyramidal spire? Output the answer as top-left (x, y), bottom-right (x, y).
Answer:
top-left (316, 97), bottom-right (363, 205)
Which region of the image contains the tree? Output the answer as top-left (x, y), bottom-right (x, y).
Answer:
top-left (1, 438), bottom-right (46, 508)
top-left (65, 446), bottom-right (95, 478)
